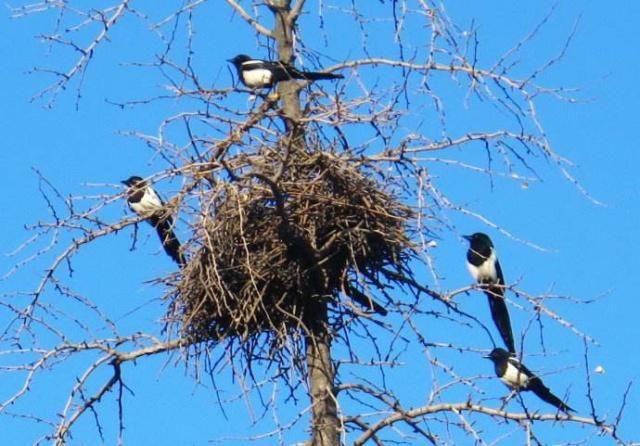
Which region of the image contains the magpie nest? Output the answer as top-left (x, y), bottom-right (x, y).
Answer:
top-left (170, 150), bottom-right (415, 342)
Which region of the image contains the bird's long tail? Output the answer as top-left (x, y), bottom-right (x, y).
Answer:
top-left (528, 377), bottom-right (574, 413)
top-left (283, 64), bottom-right (343, 81)
top-left (297, 71), bottom-right (344, 81)
top-left (155, 216), bottom-right (186, 266)
top-left (485, 286), bottom-right (516, 354)
top-left (345, 283), bottom-right (388, 316)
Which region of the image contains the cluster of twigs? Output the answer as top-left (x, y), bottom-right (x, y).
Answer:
top-left (170, 144), bottom-right (414, 345)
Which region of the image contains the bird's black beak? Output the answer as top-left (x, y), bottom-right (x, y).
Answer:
top-left (121, 180), bottom-right (131, 186)
top-left (463, 235), bottom-right (472, 242)
top-left (483, 354), bottom-right (491, 359)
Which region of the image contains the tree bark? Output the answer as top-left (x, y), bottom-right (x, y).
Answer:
top-left (271, 0), bottom-right (303, 131)
top-left (269, 2), bottom-right (340, 444)
top-left (306, 306), bottom-right (340, 446)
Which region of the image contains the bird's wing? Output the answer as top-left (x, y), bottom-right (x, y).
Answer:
top-left (527, 376), bottom-right (574, 413)
top-left (267, 61), bottom-right (305, 82)
top-left (485, 286), bottom-right (516, 354)
top-left (247, 59), bottom-right (343, 82)
top-left (243, 59), bottom-right (291, 73)
top-left (495, 256), bottom-right (505, 285)
top-left (508, 357), bottom-right (534, 377)
top-left (241, 59), bottom-right (269, 70)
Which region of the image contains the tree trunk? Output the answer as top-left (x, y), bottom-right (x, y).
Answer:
top-left (271, 0), bottom-right (303, 129)
top-left (306, 309), bottom-right (340, 446)
top-left (269, 2), bottom-right (340, 444)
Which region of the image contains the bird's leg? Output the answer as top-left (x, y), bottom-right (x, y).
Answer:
top-left (130, 223), bottom-right (139, 251)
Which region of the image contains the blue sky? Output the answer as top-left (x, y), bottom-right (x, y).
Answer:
top-left (1, 1), bottom-right (639, 445)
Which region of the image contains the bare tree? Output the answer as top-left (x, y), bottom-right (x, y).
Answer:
top-left (1, 1), bottom-right (633, 445)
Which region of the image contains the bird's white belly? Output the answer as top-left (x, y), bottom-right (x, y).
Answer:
top-left (131, 201), bottom-right (158, 215)
top-left (500, 362), bottom-right (529, 389)
top-left (242, 68), bottom-right (273, 88)
top-left (130, 188), bottom-right (163, 215)
top-left (467, 250), bottom-right (498, 283)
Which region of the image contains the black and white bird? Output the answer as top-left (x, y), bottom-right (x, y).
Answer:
top-left (485, 348), bottom-right (574, 413)
top-left (227, 54), bottom-right (343, 89)
top-left (122, 176), bottom-right (185, 266)
top-left (464, 232), bottom-right (515, 354)
top-left (344, 282), bottom-right (388, 316)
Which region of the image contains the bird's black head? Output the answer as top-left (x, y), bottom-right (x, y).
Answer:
top-left (227, 54), bottom-right (251, 67)
top-left (121, 175), bottom-right (144, 187)
top-left (483, 348), bottom-right (510, 363)
top-left (463, 232), bottom-right (494, 250)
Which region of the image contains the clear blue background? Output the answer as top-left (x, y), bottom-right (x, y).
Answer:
top-left (1, 1), bottom-right (638, 444)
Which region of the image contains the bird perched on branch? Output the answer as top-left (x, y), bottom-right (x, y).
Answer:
top-left (345, 282), bottom-right (388, 316)
top-left (122, 176), bottom-right (185, 266)
top-left (463, 232), bottom-right (515, 354)
top-left (485, 348), bottom-right (574, 413)
top-left (227, 54), bottom-right (343, 89)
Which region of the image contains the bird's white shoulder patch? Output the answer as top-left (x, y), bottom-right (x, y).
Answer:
top-left (241, 60), bottom-right (265, 69)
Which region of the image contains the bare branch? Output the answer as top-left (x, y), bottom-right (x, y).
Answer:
top-left (225, 0), bottom-right (274, 37)
top-left (354, 401), bottom-right (623, 446)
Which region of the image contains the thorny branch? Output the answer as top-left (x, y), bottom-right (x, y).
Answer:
top-left (13, 0), bottom-right (132, 105)
top-left (225, 0), bottom-right (273, 38)
top-left (351, 401), bottom-right (624, 446)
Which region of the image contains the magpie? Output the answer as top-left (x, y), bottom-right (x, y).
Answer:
top-left (345, 282), bottom-right (388, 316)
top-left (122, 176), bottom-right (186, 266)
top-left (464, 232), bottom-right (516, 354)
top-left (485, 348), bottom-right (574, 413)
top-left (227, 54), bottom-right (343, 89)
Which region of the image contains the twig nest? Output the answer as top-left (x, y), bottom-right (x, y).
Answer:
top-left (172, 150), bottom-right (414, 341)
